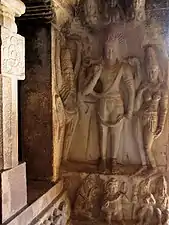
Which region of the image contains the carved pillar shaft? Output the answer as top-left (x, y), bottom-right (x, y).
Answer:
top-left (0, 0), bottom-right (27, 223)
top-left (1, 26), bottom-right (25, 169)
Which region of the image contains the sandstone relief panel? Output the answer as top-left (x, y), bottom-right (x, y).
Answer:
top-left (52, 0), bottom-right (169, 223)
top-left (63, 172), bottom-right (169, 225)
top-left (53, 0), bottom-right (169, 175)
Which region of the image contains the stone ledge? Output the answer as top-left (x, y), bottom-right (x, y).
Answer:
top-left (4, 180), bottom-right (63, 225)
top-left (1, 163), bottom-right (27, 223)
top-left (32, 191), bottom-right (70, 225)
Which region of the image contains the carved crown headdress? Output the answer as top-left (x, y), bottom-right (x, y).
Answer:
top-left (144, 45), bottom-right (159, 67)
top-left (144, 44), bottom-right (165, 82)
top-left (105, 31), bottom-right (124, 46)
top-left (145, 44), bottom-right (168, 83)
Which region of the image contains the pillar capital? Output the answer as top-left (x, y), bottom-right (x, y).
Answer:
top-left (0, 0), bottom-right (25, 32)
top-left (0, 1), bottom-right (27, 222)
top-left (0, 0), bottom-right (25, 169)
top-left (1, 0), bottom-right (25, 17)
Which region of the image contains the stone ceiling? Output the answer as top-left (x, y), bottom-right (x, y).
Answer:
top-left (18, 0), bottom-right (169, 25)
top-left (19, 0), bottom-right (73, 23)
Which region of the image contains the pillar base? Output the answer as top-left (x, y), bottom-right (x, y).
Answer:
top-left (1, 162), bottom-right (27, 223)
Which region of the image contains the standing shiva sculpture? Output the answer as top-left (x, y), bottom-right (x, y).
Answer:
top-left (82, 29), bottom-right (135, 172)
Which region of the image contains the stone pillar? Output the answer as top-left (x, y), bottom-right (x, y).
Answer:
top-left (18, 1), bottom-right (56, 182)
top-left (17, 0), bottom-right (72, 182)
top-left (0, 0), bottom-right (27, 223)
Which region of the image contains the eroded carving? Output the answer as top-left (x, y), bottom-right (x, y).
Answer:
top-left (133, 178), bottom-right (156, 225)
top-left (78, 0), bottom-right (146, 32)
top-left (133, 0), bottom-right (146, 22)
top-left (155, 176), bottom-right (169, 225)
top-left (74, 174), bottom-right (102, 220)
top-left (102, 178), bottom-right (127, 224)
top-left (1, 27), bottom-right (25, 79)
top-left (69, 173), bottom-right (169, 224)
top-left (79, 0), bottom-right (106, 31)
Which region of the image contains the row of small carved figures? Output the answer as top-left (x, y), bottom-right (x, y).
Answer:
top-left (77, 0), bottom-right (146, 31)
top-left (73, 175), bottom-right (169, 225)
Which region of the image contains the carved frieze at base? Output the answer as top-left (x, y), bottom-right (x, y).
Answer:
top-left (62, 172), bottom-right (169, 225)
top-left (34, 191), bottom-right (71, 225)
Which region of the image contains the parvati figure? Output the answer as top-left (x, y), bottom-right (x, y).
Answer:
top-left (135, 45), bottom-right (168, 169)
